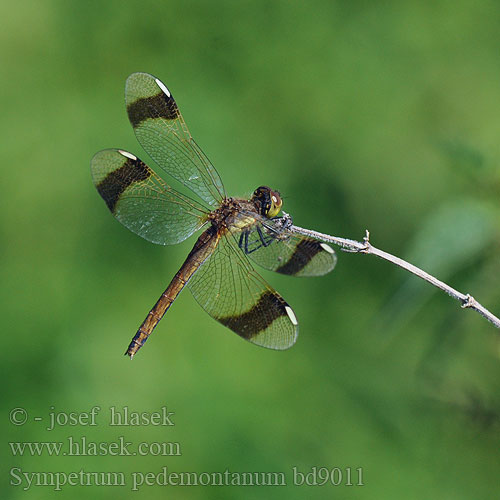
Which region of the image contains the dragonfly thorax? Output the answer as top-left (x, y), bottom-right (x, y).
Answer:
top-left (208, 193), bottom-right (276, 235)
top-left (251, 186), bottom-right (282, 218)
top-left (208, 197), bottom-right (242, 229)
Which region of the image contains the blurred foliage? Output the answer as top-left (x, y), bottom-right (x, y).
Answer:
top-left (2, 0), bottom-right (500, 499)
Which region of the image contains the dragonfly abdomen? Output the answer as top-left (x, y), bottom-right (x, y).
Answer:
top-left (125, 227), bottom-right (220, 359)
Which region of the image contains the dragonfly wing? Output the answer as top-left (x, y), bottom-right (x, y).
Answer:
top-left (240, 219), bottom-right (337, 276)
top-left (187, 232), bottom-right (298, 350)
top-left (125, 72), bottom-right (225, 207)
top-left (91, 149), bottom-right (208, 245)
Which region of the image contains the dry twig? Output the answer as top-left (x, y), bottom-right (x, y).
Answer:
top-left (288, 221), bottom-right (500, 329)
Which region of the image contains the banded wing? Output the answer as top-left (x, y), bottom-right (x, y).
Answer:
top-left (238, 219), bottom-right (337, 276)
top-left (188, 232), bottom-right (298, 350)
top-left (125, 72), bottom-right (225, 207)
top-left (91, 149), bottom-right (208, 245)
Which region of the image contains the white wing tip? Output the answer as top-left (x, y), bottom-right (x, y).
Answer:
top-left (285, 306), bottom-right (298, 326)
top-left (155, 78), bottom-right (171, 98)
top-left (117, 150), bottom-right (137, 160)
top-left (320, 243), bottom-right (335, 254)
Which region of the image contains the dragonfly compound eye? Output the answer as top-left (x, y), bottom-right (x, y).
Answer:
top-left (268, 190), bottom-right (282, 218)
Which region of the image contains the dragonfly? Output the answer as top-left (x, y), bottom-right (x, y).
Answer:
top-left (91, 72), bottom-right (337, 359)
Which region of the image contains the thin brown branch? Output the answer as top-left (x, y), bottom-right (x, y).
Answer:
top-left (290, 224), bottom-right (500, 329)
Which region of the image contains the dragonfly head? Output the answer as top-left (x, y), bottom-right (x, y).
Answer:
top-left (251, 186), bottom-right (283, 218)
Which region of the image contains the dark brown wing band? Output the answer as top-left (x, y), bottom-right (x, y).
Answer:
top-left (275, 239), bottom-right (323, 275)
top-left (216, 290), bottom-right (290, 340)
top-left (127, 91), bottom-right (179, 128)
top-left (96, 156), bottom-right (151, 212)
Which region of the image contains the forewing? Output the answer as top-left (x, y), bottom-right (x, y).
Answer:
top-left (91, 149), bottom-right (207, 245)
top-left (242, 221), bottom-right (337, 277)
top-left (188, 233), bottom-right (298, 350)
top-left (125, 72), bottom-right (225, 207)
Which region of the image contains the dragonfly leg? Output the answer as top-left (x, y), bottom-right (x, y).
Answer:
top-left (256, 225), bottom-right (274, 248)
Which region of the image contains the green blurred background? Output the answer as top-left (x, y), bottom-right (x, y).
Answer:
top-left (2, 0), bottom-right (500, 498)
